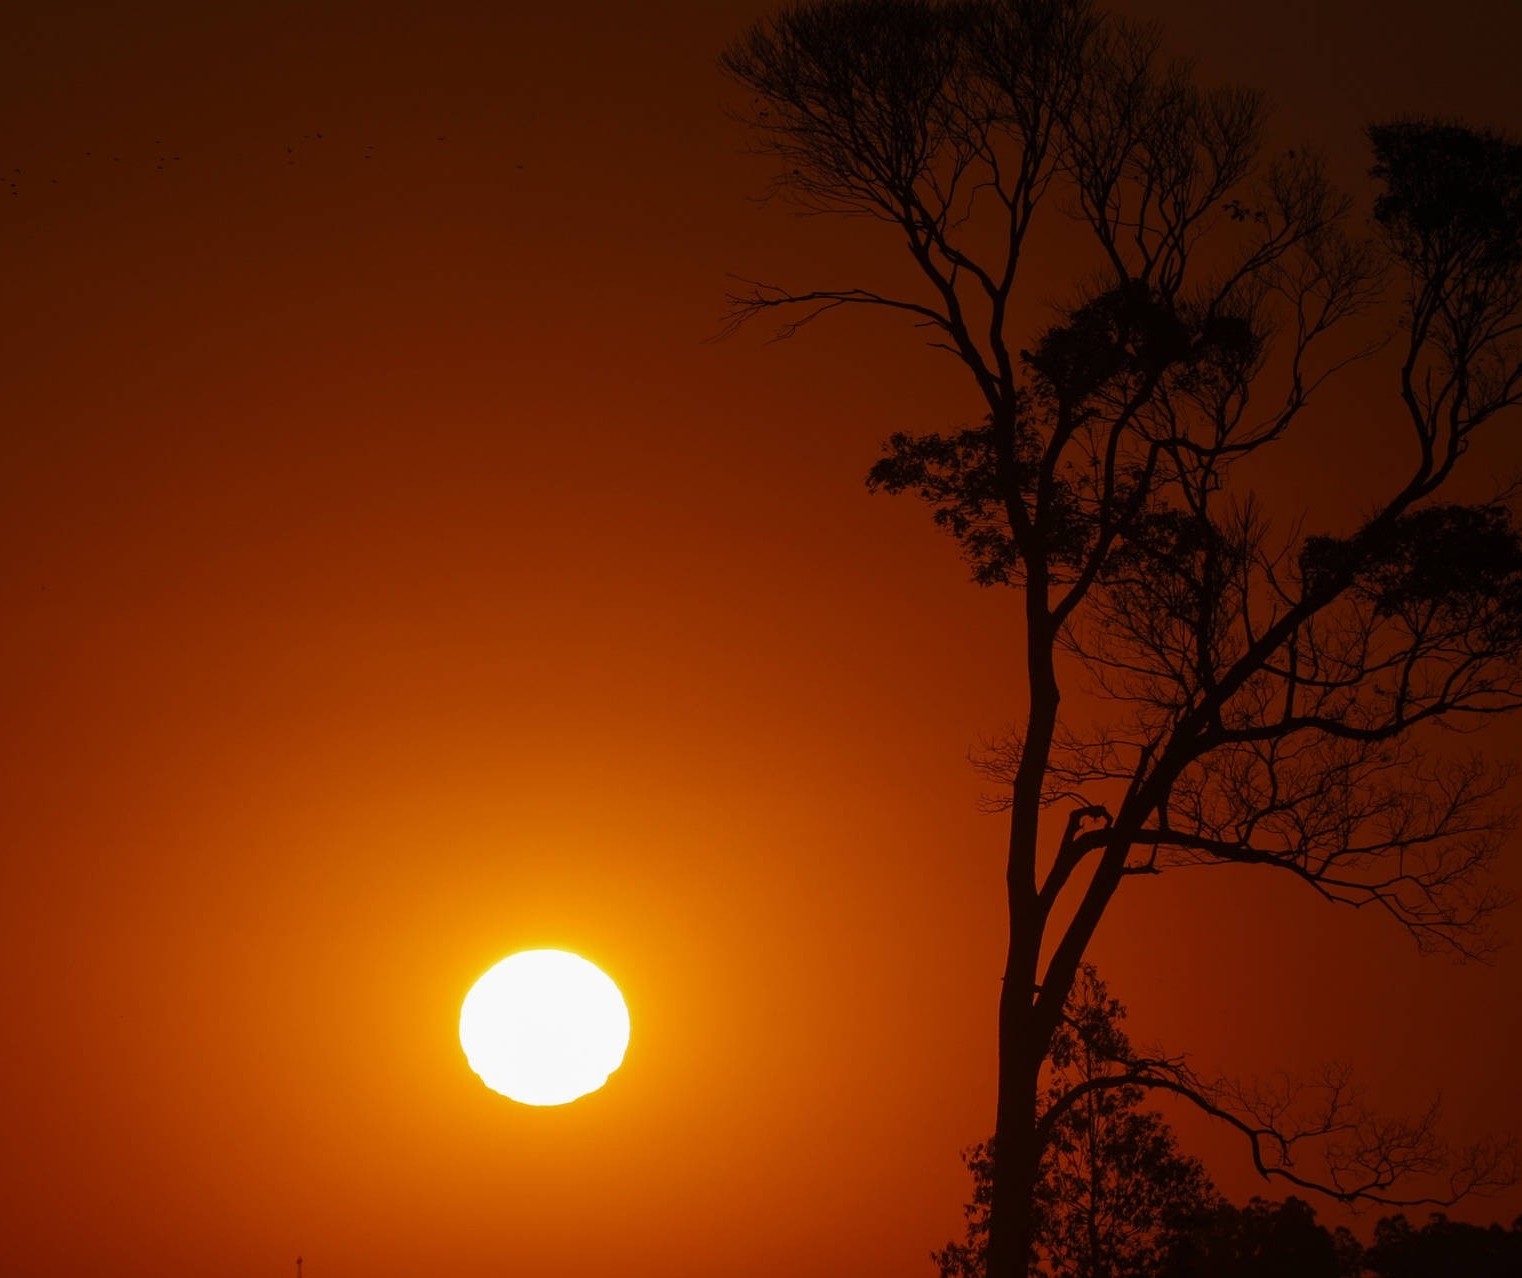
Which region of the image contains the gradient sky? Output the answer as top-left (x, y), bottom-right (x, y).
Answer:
top-left (3, 2), bottom-right (1522, 1275)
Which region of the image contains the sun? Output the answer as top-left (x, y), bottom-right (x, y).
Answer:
top-left (458, 949), bottom-right (630, 1106)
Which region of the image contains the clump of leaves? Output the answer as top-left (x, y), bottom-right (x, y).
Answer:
top-left (1301, 503), bottom-right (1522, 646)
top-left (867, 411), bottom-right (1092, 586)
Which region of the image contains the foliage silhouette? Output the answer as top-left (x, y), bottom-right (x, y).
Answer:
top-left (935, 967), bottom-right (1218, 1278)
top-left (1155, 1196), bottom-right (1360, 1278)
top-left (722, 1), bottom-right (1522, 1275)
top-left (1364, 1210), bottom-right (1522, 1278)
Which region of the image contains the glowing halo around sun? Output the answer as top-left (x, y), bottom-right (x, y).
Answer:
top-left (458, 949), bottom-right (631, 1106)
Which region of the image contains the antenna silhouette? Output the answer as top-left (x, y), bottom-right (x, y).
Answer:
top-left (296, 1257), bottom-right (302, 1278)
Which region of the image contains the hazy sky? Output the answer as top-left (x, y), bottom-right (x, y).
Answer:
top-left (3, 2), bottom-right (1521, 1275)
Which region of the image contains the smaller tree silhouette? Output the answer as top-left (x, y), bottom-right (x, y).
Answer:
top-left (936, 967), bottom-right (1218, 1278)
top-left (1155, 1196), bottom-right (1361, 1278)
top-left (1364, 1210), bottom-right (1522, 1278)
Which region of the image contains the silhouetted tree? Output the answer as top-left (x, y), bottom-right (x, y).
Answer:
top-left (1364, 1210), bottom-right (1522, 1278)
top-left (722, 2), bottom-right (1522, 1275)
top-left (935, 968), bottom-right (1219, 1278)
top-left (1155, 1196), bottom-right (1360, 1278)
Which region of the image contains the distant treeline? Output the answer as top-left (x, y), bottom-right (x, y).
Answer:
top-left (1161, 1195), bottom-right (1522, 1278)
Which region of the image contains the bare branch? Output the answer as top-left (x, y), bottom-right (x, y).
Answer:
top-left (719, 275), bottom-right (952, 341)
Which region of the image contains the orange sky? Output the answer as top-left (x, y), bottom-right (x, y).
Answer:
top-left (3, 2), bottom-right (1522, 1275)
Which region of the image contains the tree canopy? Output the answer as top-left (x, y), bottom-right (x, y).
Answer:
top-left (936, 968), bottom-right (1219, 1278)
top-left (723, 1), bottom-right (1522, 1274)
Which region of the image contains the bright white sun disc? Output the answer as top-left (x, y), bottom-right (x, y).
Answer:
top-left (459, 949), bottom-right (630, 1106)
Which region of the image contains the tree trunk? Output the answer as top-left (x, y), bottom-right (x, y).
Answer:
top-left (985, 606), bottom-right (1062, 1278)
top-left (987, 984), bottom-right (1042, 1278)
